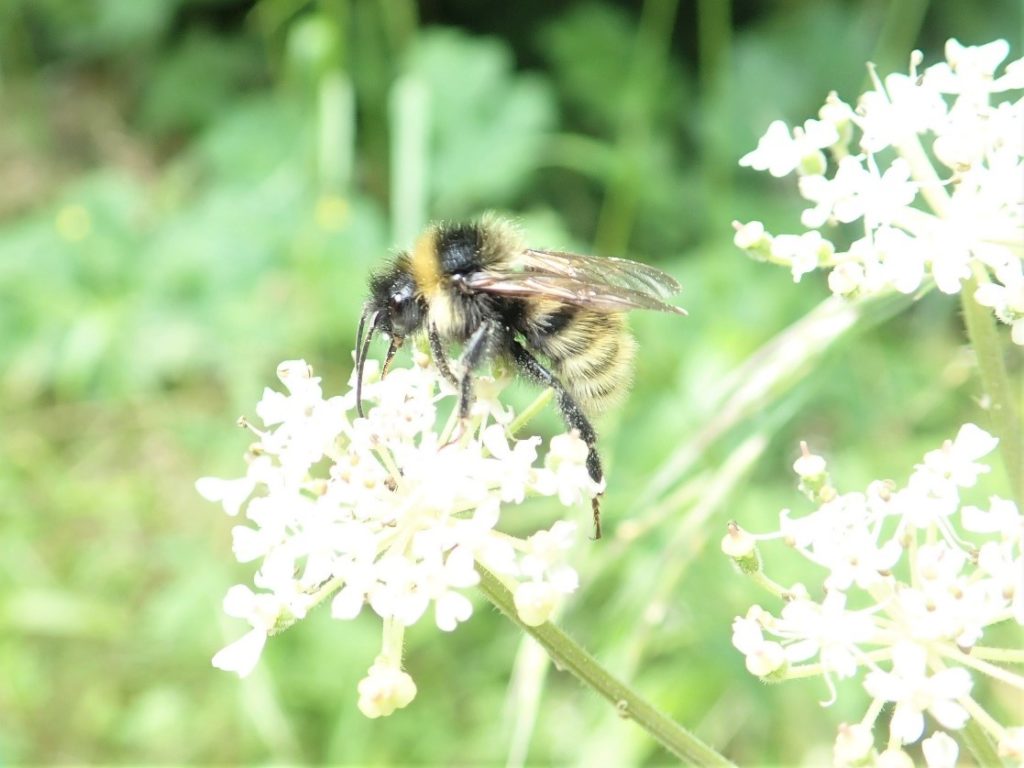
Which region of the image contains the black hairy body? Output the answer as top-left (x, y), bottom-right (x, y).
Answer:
top-left (356, 215), bottom-right (685, 538)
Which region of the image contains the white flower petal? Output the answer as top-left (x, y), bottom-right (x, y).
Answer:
top-left (435, 590), bottom-right (473, 631)
top-left (922, 731), bottom-right (959, 768)
top-left (212, 629), bottom-right (267, 678)
top-left (195, 476), bottom-right (255, 516)
top-left (331, 586), bottom-right (367, 620)
top-left (928, 699), bottom-right (970, 731)
top-left (890, 703), bottom-right (926, 744)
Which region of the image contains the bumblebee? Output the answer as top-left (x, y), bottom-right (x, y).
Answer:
top-left (355, 215), bottom-right (685, 538)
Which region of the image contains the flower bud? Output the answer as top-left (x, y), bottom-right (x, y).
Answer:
top-left (875, 748), bottom-right (914, 768)
top-left (357, 661), bottom-right (417, 718)
top-left (795, 443), bottom-right (836, 502)
top-left (818, 91), bottom-right (854, 151)
top-left (722, 522), bottom-right (761, 574)
top-left (999, 727), bottom-right (1024, 761)
top-left (744, 640), bottom-right (787, 679)
top-left (732, 220), bottom-right (773, 261)
top-left (514, 581), bottom-right (559, 626)
top-left (833, 722), bottom-right (874, 766)
top-left (827, 261), bottom-right (866, 297)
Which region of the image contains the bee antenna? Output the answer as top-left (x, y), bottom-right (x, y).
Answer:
top-left (355, 309), bottom-right (379, 418)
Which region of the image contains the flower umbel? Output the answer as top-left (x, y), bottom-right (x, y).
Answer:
top-left (725, 424), bottom-right (1024, 763)
top-left (735, 39), bottom-right (1024, 344)
top-left (199, 356), bottom-right (600, 715)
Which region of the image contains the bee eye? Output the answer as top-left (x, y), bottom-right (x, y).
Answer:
top-left (385, 279), bottom-right (422, 336)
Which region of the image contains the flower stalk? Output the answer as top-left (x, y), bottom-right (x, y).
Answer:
top-left (959, 709), bottom-right (1001, 767)
top-left (475, 564), bottom-right (734, 767)
top-left (961, 268), bottom-right (1024, 504)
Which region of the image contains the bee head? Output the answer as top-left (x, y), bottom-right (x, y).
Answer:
top-left (368, 263), bottom-right (424, 338)
top-left (355, 259), bottom-right (426, 416)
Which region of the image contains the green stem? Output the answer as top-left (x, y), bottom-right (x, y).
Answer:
top-left (937, 645), bottom-right (1024, 690)
top-left (641, 291), bottom-right (913, 506)
top-left (860, 696), bottom-right (885, 729)
top-left (318, 69), bottom-right (355, 194)
top-left (866, 0), bottom-right (930, 86)
top-left (623, 433), bottom-right (767, 674)
top-left (593, 0), bottom-right (678, 255)
top-left (747, 570), bottom-right (796, 600)
top-left (696, 0), bottom-right (733, 212)
top-left (507, 388), bottom-right (554, 438)
top-left (960, 268), bottom-right (1024, 505)
top-left (475, 565), bottom-right (734, 767)
top-left (958, 699), bottom-right (1002, 767)
top-left (389, 73), bottom-right (429, 246)
top-left (381, 617), bottom-right (406, 666)
top-left (781, 650), bottom-right (894, 682)
top-left (967, 645), bottom-right (1024, 664)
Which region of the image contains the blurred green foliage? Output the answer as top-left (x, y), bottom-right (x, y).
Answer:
top-left (0, 0), bottom-right (1019, 764)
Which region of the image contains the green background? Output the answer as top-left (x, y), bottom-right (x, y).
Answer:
top-left (1, 0), bottom-right (1020, 764)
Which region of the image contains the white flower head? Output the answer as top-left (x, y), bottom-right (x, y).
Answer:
top-left (201, 358), bottom-right (597, 713)
top-left (864, 643), bottom-right (972, 744)
top-left (737, 40), bottom-right (1024, 343)
top-left (732, 424), bottom-right (1019, 755)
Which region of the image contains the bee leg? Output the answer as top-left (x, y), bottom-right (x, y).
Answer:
top-left (454, 321), bottom-right (498, 420)
top-left (507, 340), bottom-right (604, 540)
top-left (440, 321), bottom-right (499, 449)
top-left (428, 323), bottom-right (459, 388)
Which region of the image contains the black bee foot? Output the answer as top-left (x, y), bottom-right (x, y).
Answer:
top-left (591, 495), bottom-right (603, 540)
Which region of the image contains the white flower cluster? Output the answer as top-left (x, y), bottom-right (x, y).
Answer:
top-left (725, 424), bottom-right (1024, 765)
top-left (198, 357), bottom-right (599, 717)
top-left (735, 39), bottom-right (1024, 344)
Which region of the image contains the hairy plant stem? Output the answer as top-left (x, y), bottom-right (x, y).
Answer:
top-left (959, 702), bottom-right (1002, 767)
top-left (507, 388), bottom-right (555, 437)
top-left (938, 645), bottom-right (1024, 690)
top-left (961, 268), bottom-right (1023, 505)
top-left (475, 564), bottom-right (734, 767)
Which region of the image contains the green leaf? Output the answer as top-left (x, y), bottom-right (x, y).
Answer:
top-left (139, 30), bottom-right (266, 137)
top-left (405, 28), bottom-right (556, 216)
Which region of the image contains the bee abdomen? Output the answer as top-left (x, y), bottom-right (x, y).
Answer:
top-left (528, 306), bottom-right (636, 414)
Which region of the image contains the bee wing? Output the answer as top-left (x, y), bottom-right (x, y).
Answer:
top-left (517, 248), bottom-right (682, 299)
top-left (464, 271), bottom-right (687, 314)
